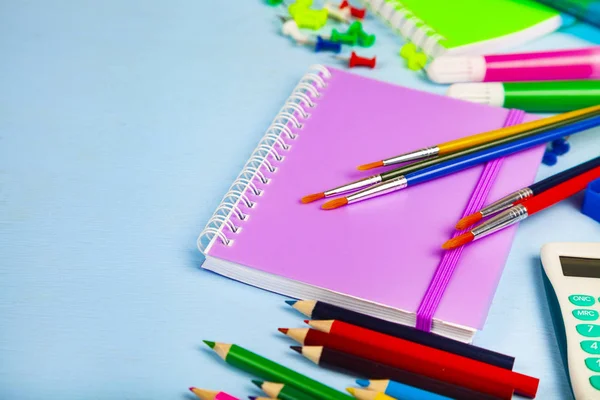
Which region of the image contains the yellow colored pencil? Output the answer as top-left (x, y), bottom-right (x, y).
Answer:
top-left (347, 387), bottom-right (396, 400)
top-left (357, 104), bottom-right (600, 170)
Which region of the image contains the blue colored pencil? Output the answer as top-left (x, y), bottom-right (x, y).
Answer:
top-left (357, 379), bottom-right (452, 400)
top-left (322, 114), bottom-right (600, 209)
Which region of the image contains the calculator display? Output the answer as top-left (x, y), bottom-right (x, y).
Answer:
top-left (560, 256), bottom-right (600, 279)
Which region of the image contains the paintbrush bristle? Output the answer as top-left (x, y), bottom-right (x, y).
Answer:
top-left (321, 198), bottom-right (348, 210)
top-left (357, 160), bottom-right (384, 171)
top-left (455, 212), bottom-right (483, 230)
top-left (442, 232), bottom-right (475, 250)
top-left (301, 192), bottom-right (325, 204)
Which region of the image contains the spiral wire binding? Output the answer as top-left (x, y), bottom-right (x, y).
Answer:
top-left (360, 0), bottom-right (447, 57)
top-left (197, 65), bottom-right (331, 254)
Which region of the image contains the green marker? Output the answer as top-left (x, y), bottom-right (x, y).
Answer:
top-left (447, 80), bottom-right (600, 112)
top-left (204, 341), bottom-right (353, 400)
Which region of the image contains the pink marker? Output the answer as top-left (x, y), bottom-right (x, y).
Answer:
top-left (428, 47), bottom-right (600, 83)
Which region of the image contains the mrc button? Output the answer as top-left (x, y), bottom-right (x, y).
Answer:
top-left (573, 309), bottom-right (599, 321)
top-left (569, 295), bottom-right (595, 306)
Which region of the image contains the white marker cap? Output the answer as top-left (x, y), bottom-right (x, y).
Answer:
top-left (427, 56), bottom-right (487, 83)
top-left (446, 83), bottom-right (505, 107)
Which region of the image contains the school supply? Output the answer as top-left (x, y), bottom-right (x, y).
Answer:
top-left (358, 0), bottom-right (563, 58)
top-left (291, 346), bottom-right (508, 400)
top-left (325, 2), bottom-right (352, 23)
top-left (444, 166), bottom-right (600, 249)
top-left (339, 1), bottom-right (366, 19)
top-left (306, 320), bottom-right (538, 398)
top-left (279, 16), bottom-right (310, 44)
top-left (356, 105), bottom-right (600, 171)
top-left (535, 0), bottom-right (600, 28)
top-left (203, 341), bottom-right (353, 400)
top-left (189, 388), bottom-right (239, 400)
top-left (541, 242), bottom-right (600, 399)
top-left (307, 110), bottom-right (599, 205)
top-left (321, 116), bottom-right (600, 210)
top-left (334, 52), bottom-right (376, 68)
top-left (357, 379), bottom-right (451, 400)
top-left (286, 300), bottom-right (514, 369)
top-left (197, 65), bottom-right (546, 341)
top-left (252, 380), bottom-right (314, 400)
top-left (583, 178), bottom-right (600, 223)
top-left (428, 47), bottom-right (600, 84)
top-left (447, 81), bottom-right (600, 112)
top-left (456, 156), bottom-right (600, 229)
top-left (346, 387), bottom-right (393, 400)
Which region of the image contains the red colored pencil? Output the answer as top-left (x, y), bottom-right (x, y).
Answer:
top-left (305, 320), bottom-right (539, 398)
top-left (443, 165), bottom-right (600, 249)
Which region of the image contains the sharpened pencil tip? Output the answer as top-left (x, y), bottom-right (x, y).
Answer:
top-left (290, 346), bottom-right (302, 354)
top-left (356, 379), bottom-right (369, 387)
top-left (248, 397), bottom-right (257, 400)
top-left (189, 387), bottom-right (196, 392)
top-left (301, 192), bottom-right (325, 204)
top-left (321, 198), bottom-right (348, 210)
top-left (455, 212), bottom-right (483, 230)
top-left (357, 160), bottom-right (384, 170)
top-left (278, 328), bottom-right (289, 334)
top-left (251, 380), bottom-right (263, 388)
top-left (346, 387), bottom-right (356, 395)
top-left (202, 340), bottom-right (215, 349)
top-left (285, 300), bottom-right (297, 306)
top-left (303, 319), bottom-right (309, 324)
top-left (442, 232), bottom-right (475, 250)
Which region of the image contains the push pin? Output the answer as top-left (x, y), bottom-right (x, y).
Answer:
top-left (400, 43), bottom-right (427, 71)
top-left (542, 149), bottom-right (558, 166)
top-left (289, 6), bottom-right (329, 30)
top-left (324, 2), bottom-right (351, 23)
top-left (334, 51), bottom-right (376, 68)
top-left (278, 16), bottom-right (310, 44)
top-left (551, 138), bottom-right (570, 156)
top-left (339, 0), bottom-right (366, 19)
top-left (309, 36), bottom-right (342, 53)
top-left (329, 28), bottom-right (359, 45)
top-left (348, 21), bottom-right (375, 47)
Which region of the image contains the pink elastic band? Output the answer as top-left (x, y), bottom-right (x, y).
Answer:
top-left (415, 109), bottom-right (526, 332)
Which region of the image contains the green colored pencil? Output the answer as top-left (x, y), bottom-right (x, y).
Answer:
top-left (204, 341), bottom-right (351, 400)
top-left (252, 380), bottom-right (315, 400)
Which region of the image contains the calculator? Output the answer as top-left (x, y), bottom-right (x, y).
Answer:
top-left (541, 242), bottom-right (600, 400)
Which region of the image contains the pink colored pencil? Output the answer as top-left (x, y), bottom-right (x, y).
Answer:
top-left (189, 387), bottom-right (239, 400)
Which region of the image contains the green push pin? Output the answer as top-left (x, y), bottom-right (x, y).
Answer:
top-left (347, 21), bottom-right (376, 47)
top-left (265, 0), bottom-right (284, 5)
top-left (330, 29), bottom-right (358, 45)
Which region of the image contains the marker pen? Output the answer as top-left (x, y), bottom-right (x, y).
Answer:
top-left (428, 47), bottom-right (600, 83)
top-left (447, 80), bottom-right (600, 112)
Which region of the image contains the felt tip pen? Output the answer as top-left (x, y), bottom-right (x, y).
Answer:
top-left (428, 47), bottom-right (600, 83)
top-left (447, 81), bottom-right (600, 112)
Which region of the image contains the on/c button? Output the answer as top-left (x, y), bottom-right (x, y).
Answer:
top-left (569, 295), bottom-right (595, 306)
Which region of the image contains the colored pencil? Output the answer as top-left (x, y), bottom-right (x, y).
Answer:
top-left (302, 109), bottom-right (600, 203)
top-left (291, 346), bottom-right (509, 400)
top-left (252, 380), bottom-right (315, 400)
top-left (321, 115), bottom-right (600, 210)
top-left (306, 320), bottom-right (538, 398)
top-left (356, 104), bottom-right (600, 170)
top-left (357, 379), bottom-right (451, 400)
top-left (248, 397), bottom-right (271, 400)
top-left (346, 387), bottom-right (394, 400)
top-left (444, 166), bottom-right (600, 250)
top-left (456, 155), bottom-right (600, 229)
top-left (203, 341), bottom-right (353, 400)
top-left (189, 388), bottom-right (239, 400)
top-left (286, 300), bottom-right (514, 370)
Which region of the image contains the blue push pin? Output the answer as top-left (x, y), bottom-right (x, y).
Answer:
top-left (542, 149), bottom-right (558, 166)
top-left (551, 138), bottom-right (570, 156)
top-left (582, 178), bottom-right (600, 223)
top-left (313, 36), bottom-right (342, 53)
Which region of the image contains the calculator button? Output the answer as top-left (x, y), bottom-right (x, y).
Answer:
top-left (577, 325), bottom-right (600, 337)
top-left (586, 358), bottom-right (600, 373)
top-left (573, 309), bottom-right (599, 321)
top-left (569, 295), bottom-right (595, 306)
top-left (590, 376), bottom-right (600, 390)
top-left (581, 341), bottom-right (600, 354)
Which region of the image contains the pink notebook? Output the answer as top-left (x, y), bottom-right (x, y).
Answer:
top-left (198, 65), bottom-right (543, 341)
